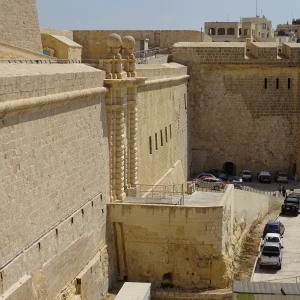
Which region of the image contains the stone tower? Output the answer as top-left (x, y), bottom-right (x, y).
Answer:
top-left (0, 0), bottom-right (42, 52)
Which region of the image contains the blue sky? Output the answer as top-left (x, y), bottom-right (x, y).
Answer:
top-left (36, 0), bottom-right (299, 30)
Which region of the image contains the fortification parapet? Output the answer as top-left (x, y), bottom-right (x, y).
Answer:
top-left (173, 41), bottom-right (300, 65)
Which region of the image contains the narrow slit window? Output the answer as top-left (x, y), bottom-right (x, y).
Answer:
top-left (160, 130), bottom-right (163, 146)
top-left (165, 127), bottom-right (168, 143)
top-left (169, 124), bottom-right (172, 139)
top-left (155, 133), bottom-right (158, 150)
top-left (149, 136), bottom-right (152, 154)
top-left (264, 78), bottom-right (268, 89)
top-left (276, 78), bottom-right (279, 89)
top-left (288, 78), bottom-right (291, 89)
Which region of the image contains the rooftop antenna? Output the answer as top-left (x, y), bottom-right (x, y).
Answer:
top-left (227, 14), bottom-right (229, 22)
top-left (256, 0), bottom-right (258, 17)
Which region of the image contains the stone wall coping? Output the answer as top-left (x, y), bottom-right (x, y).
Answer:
top-left (0, 87), bottom-right (108, 115)
top-left (138, 75), bottom-right (189, 91)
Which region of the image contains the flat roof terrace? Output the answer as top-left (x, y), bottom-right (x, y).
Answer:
top-left (125, 190), bottom-right (224, 207)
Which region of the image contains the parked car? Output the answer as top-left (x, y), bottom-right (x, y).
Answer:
top-left (231, 176), bottom-right (243, 189)
top-left (241, 170), bottom-right (252, 182)
top-left (259, 242), bottom-right (282, 270)
top-left (261, 233), bottom-right (283, 248)
top-left (197, 178), bottom-right (226, 191)
top-left (263, 221), bottom-right (285, 238)
top-left (194, 173), bottom-right (215, 179)
top-left (281, 196), bottom-right (300, 216)
top-left (206, 169), bottom-right (228, 181)
top-left (258, 171), bottom-right (272, 183)
top-left (274, 172), bottom-right (289, 183)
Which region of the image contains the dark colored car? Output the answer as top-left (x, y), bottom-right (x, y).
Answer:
top-left (258, 171), bottom-right (272, 183)
top-left (263, 221), bottom-right (285, 238)
top-left (206, 169), bottom-right (228, 181)
top-left (274, 172), bottom-right (289, 183)
top-left (281, 196), bottom-right (299, 216)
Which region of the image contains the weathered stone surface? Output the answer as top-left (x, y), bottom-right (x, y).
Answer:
top-left (0, 0), bottom-right (42, 52)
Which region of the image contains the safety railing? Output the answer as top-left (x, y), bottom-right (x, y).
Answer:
top-left (0, 58), bottom-right (81, 64)
top-left (134, 47), bottom-right (170, 64)
top-left (126, 183), bottom-right (185, 205)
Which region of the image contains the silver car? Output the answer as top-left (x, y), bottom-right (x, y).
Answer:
top-left (241, 170), bottom-right (252, 182)
top-left (275, 172), bottom-right (289, 183)
top-left (259, 242), bottom-right (282, 270)
top-left (198, 178), bottom-right (225, 191)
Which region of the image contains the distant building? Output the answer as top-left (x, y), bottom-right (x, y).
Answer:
top-left (205, 16), bottom-right (275, 42)
top-left (276, 19), bottom-right (300, 43)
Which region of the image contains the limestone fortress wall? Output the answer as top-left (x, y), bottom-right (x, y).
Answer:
top-left (0, 0), bottom-right (42, 53)
top-left (173, 41), bottom-right (300, 176)
top-left (0, 37), bottom-right (189, 299)
top-left (72, 30), bottom-right (211, 59)
top-left (0, 64), bottom-right (112, 299)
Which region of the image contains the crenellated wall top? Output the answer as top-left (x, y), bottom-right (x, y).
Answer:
top-left (173, 41), bottom-right (300, 65)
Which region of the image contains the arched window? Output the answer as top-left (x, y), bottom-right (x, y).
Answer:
top-left (227, 28), bottom-right (235, 35)
top-left (218, 28), bottom-right (225, 35)
top-left (209, 28), bottom-right (216, 36)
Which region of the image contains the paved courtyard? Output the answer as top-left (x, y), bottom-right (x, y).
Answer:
top-left (252, 214), bottom-right (300, 283)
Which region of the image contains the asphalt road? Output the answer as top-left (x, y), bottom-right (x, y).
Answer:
top-left (252, 214), bottom-right (300, 283)
top-left (230, 176), bottom-right (299, 194)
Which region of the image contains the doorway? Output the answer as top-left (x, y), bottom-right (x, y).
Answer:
top-left (223, 162), bottom-right (236, 176)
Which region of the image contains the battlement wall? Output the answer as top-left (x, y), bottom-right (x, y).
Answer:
top-left (73, 30), bottom-right (211, 59)
top-left (0, 0), bottom-right (42, 53)
top-left (173, 42), bottom-right (300, 65)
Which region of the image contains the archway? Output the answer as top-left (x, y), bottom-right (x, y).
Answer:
top-left (218, 28), bottom-right (226, 35)
top-left (223, 162), bottom-right (236, 176)
top-left (227, 28), bottom-right (235, 35)
top-left (209, 28), bottom-right (216, 36)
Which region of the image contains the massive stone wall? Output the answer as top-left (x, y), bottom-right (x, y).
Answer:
top-left (0, 0), bottom-right (42, 52)
top-left (173, 42), bottom-right (300, 175)
top-left (108, 193), bottom-right (234, 290)
top-left (73, 30), bottom-right (211, 59)
top-left (136, 63), bottom-right (189, 185)
top-left (0, 64), bottom-right (111, 299)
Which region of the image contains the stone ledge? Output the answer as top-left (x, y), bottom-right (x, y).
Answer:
top-left (0, 87), bottom-right (108, 115)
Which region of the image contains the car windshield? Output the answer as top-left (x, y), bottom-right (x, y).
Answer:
top-left (243, 171), bottom-right (251, 175)
top-left (266, 237), bottom-right (280, 243)
top-left (267, 224), bottom-right (278, 230)
top-left (262, 249), bottom-right (280, 257)
top-left (284, 199), bottom-right (299, 204)
top-left (278, 173), bottom-right (287, 176)
top-left (285, 198), bottom-right (299, 204)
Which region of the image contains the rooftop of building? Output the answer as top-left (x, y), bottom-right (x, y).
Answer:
top-left (173, 42), bottom-right (246, 48)
top-left (50, 35), bottom-right (82, 48)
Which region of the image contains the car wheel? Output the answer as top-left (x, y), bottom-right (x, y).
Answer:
top-left (278, 264), bottom-right (281, 270)
top-left (281, 211), bottom-right (285, 215)
top-left (214, 185), bottom-right (220, 191)
top-left (260, 264), bottom-right (264, 269)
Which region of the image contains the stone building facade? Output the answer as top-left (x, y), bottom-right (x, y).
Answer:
top-left (205, 17), bottom-right (274, 42)
top-left (173, 41), bottom-right (300, 176)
